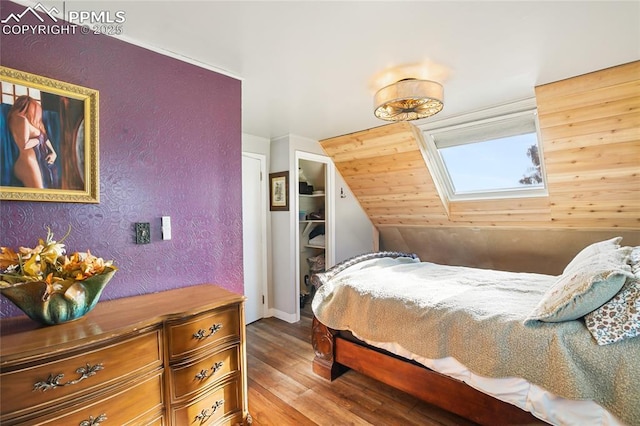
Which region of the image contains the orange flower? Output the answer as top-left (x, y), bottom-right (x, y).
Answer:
top-left (0, 227), bottom-right (116, 299)
top-left (0, 247), bottom-right (18, 270)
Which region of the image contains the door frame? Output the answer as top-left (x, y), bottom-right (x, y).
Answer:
top-left (242, 152), bottom-right (269, 323)
top-left (294, 151), bottom-right (335, 322)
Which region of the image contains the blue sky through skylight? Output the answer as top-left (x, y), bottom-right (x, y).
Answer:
top-left (439, 133), bottom-right (542, 193)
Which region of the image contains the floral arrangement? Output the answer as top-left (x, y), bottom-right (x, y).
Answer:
top-left (0, 227), bottom-right (117, 302)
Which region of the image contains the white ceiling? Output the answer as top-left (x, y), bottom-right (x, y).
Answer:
top-left (28, 1), bottom-right (640, 141)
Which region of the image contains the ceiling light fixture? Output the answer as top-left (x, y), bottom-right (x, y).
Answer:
top-left (373, 78), bottom-right (444, 121)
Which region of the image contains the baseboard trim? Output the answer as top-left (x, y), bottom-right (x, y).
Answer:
top-left (269, 309), bottom-right (298, 323)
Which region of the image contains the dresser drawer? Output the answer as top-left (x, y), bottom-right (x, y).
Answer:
top-left (0, 329), bottom-right (162, 419)
top-left (167, 306), bottom-right (240, 360)
top-left (170, 344), bottom-right (240, 401)
top-left (19, 371), bottom-right (164, 426)
top-left (170, 376), bottom-right (242, 426)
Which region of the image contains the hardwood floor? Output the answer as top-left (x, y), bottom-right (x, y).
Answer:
top-left (245, 313), bottom-right (480, 425)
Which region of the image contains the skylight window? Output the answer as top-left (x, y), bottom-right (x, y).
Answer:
top-left (439, 132), bottom-right (542, 192)
top-left (422, 108), bottom-right (547, 200)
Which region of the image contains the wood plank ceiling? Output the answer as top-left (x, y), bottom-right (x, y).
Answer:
top-left (320, 61), bottom-right (639, 230)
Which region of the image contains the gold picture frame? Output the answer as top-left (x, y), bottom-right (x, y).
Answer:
top-left (0, 66), bottom-right (99, 203)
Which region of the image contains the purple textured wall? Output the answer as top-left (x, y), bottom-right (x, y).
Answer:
top-left (0, 1), bottom-right (243, 318)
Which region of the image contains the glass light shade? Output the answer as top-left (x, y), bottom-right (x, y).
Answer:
top-left (374, 79), bottom-right (444, 121)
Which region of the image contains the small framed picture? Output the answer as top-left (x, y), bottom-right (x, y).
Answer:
top-left (269, 171), bottom-right (289, 211)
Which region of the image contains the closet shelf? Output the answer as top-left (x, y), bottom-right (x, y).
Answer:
top-left (301, 220), bottom-right (325, 235)
top-left (304, 244), bottom-right (326, 249)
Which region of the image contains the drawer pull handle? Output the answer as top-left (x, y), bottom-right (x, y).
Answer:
top-left (194, 400), bottom-right (225, 424)
top-left (79, 413), bottom-right (107, 426)
top-left (212, 361), bottom-right (224, 374)
top-left (195, 369), bottom-right (209, 380)
top-left (192, 323), bottom-right (223, 340)
top-left (33, 363), bottom-right (104, 392)
top-left (212, 399), bottom-right (224, 413)
top-left (194, 361), bottom-right (225, 381)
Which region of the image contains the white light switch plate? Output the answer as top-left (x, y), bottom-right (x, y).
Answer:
top-left (161, 216), bottom-right (171, 240)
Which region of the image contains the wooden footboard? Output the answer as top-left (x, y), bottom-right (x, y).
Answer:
top-left (312, 316), bottom-right (544, 426)
top-left (311, 316), bottom-right (347, 380)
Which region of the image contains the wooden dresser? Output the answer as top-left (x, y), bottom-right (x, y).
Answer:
top-left (0, 284), bottom-right (251, 426)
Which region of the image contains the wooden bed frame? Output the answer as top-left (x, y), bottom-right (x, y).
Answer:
top-left (311, 316), bottom-right (544, 425)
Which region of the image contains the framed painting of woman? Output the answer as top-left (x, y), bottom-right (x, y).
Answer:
top-left (0, 66), bottom-right (99, 203)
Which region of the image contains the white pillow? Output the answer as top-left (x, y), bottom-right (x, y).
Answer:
top-left (629, 246), bottom-right (640, 278)
top-left (563, 237), bottom-right (622, 275)
top-left (525, 246), bottom-right (633, 324)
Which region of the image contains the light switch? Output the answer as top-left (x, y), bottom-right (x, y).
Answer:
top-left (135, 223), bottom-right (150, 244)
top-left (161, 216), bottom-right (172, 240)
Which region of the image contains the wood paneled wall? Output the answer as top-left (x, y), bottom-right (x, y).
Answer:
top-left (320, 61), bottom-right (639, 231)
top-left (536, 60), bottom-right (639, 229)
top-left (321, 123), bottom-right (450, 227)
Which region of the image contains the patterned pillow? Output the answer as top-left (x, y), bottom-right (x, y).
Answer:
top-left (563, 237), bottom-right (622, 275)
top-left (525, 246), bottom-right (633, 324)
top-left (584, 278), bottom-right (640, 345)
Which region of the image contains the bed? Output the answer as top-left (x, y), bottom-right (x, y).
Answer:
top-left (310, 240), bottom-right (639, 426)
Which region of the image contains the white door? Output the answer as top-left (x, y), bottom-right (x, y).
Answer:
top-left (242, 154), bottom-right (266, 324)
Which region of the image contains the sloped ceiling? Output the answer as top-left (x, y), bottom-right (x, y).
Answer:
top-left (321, 122), bottom-right (451, 226)
top-left (321, 62), bottom-right (640, 231)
